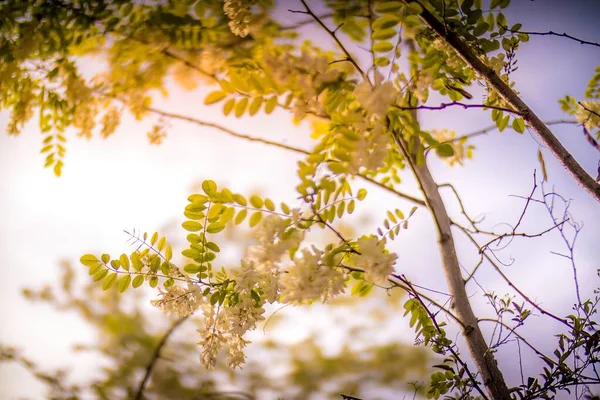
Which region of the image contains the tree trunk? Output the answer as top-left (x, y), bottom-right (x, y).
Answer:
top-left (393, 133), bottom-right (512, 400)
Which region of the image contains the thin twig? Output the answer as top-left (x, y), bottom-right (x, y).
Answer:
top-left (393, 101), bottom-right (520, 115)
top-left (500, 25), bottom-right (600, 48)
top-left (297, 1), bottom-right (371, 85)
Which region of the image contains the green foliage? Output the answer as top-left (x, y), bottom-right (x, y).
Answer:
top-left (3, 0), bottom-right (600, 399)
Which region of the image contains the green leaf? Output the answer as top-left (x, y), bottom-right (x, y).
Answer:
top-left (249, 97), bottom-right (263, 116)
top-left (223, 98), bottom-right (235, 115)
top-left (118, 274), bottom-right (131, 293)
top-left (249, 195), bottom-right (263, 208)
top-left (80, 254), bottom-right (99, 267)
top-left (184, 263), bottom-right (201, 273)
top-left (182, 221), bottom-right (202, 232)
top-left (372, 41), bottom-right (394, 53)
top-left (435, 144), bottom-right (455, 158)
top-left (149, 276), bottom-right (159, 288)
top-left (132, 275), bottom-right (144, 288)
top-left (249, 211), bottom-right (262, 227)
top-left (235, 209), bottom-right (247, 225)
top-left (93, 268), bottom-right (108, 282)
top-left (102, 273), bottom-right (117, 290)
top-left (120, 254), bottom-right (130, 271)
top-left (373, 14), bottom-right (400, 30)
top-left (371, 28), bottom-right (397, 41)
top-left (264, 198), bottom-right (275, 211)
top-left (206, 222), bottom-right (225, 233)
top-left (206, 242), bottom-right (220, 252)
top-left (204, 91), bottom-right (227, 105)
top-left (202, 180), bottom-right (217, 196)
top-left (235, 97), bottom-right (249, 117)
top-left (512, 117), bottom-right (525, 133)
top-left (357, 188), bottom-right (367, 201)
top-left (165, 245), bottom-right (173, 261)
top-left (348, 199), bottom-right (355, 214)
top-left (264, 96), bottom-right (278, 114)
top-left (473, 22), bottom-right (489, 37)
top-left (374, 1), bottom-right (402, 13)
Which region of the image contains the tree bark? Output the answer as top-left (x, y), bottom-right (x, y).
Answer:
top-left (393, 132), bottom-right (512, 399)
top-left (402, 0), bottom-right (600, 204)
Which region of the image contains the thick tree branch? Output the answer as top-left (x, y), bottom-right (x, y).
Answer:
top-left (403, 0), bottom-right (600, 203)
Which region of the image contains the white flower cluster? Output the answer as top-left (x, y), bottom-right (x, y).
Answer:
top-left (150, 282), bottom-right (203, 318)
top-left (353, 77), bottom-right (397, 118)
top-left (280, 246), bottom-right (347, 304)
top-left (223, 0), bottom-right (253, 37)
top-left (151, 213), bottom-right (397, 370)
top-left (346, 118), bottom-right (390, 174)
top-left (351, 236), bottom-right (397, 284)
top-left (263, 50), bottom-right (342, 120)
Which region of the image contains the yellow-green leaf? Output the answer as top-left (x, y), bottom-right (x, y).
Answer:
top-left (132, 275), bottom-right (144, 288)
top-left (235, 209), bottom-right (247, 225)
top-left (120, 254), bottom-right (130, 271)
top-left (235, 97), bottom-right (249, 117)
top-left (182, 221), bottom-right (202, 231)
top-left (512, 117), bottom-right (525, 133)
top-left (102, 272), bottom-right (117, 290)
top-left (80, 254), bottom-right (99, 267)
top-left (249, 211), bottom-right (262, 227)
top-left (202, 180), bottom-right (217, 196)
top-left (357, 188), bottom-right (367, 201)
top-left (118, 274), bottom-right (131, 293)
top-left (372, 41), bottom-right (394, 53)
top-left (249, 97), bottom-right (263, 116)
top-left (206, 222), bottom-right (225, 233)
top-left (204, 90), bottom-right (227, 105)
top-left (249, 195), bottom-right (263, 208)
top-left (265, 96), bottom-right (277, 114)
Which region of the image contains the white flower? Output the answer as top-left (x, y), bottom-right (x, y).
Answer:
top-left (225, 296), bottom-right (265, 336)
top-left (150, 283), bottom-right (202, 318)
top-left (354, 77), bottom-right (397, 117)
top-left (351, 236), bottom-right (397, 284)
top-left (280, 247), bottom-right (347, 304)
top-left (223, 0), bottom-right (252, 37)
top-left (247, 215), bottom-right (303, 269)
top-left (347, 122), bottom-right (389, 174)
top-left (227, 334), bottom-right (249, 369)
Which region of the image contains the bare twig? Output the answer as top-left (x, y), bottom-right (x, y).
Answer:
top-left (297, 1), bottom-right (371, 84)
top-left (500, 25), bottom-right (600, 48)
top-left (393, 101), bottom-right (520, 115)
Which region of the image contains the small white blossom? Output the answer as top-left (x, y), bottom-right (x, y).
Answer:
top-left (280, 247), bottom-right (347, 304)
top-left (150, 283), bottom-right (202, 318)
top-left (223, 0), bottom-right (252, 37)
top-left (351, 236), bottom-right (397, 284)
top-left (354, 77), bottom-right (397, 118)
top-left (347, 122), bottom-right (389, 174)
top-left (227, 334), bottom-right (249, 369)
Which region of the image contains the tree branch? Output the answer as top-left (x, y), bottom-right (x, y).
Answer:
top-left (500, 25), bottom-right (600, 48)
top-left (134, 316), bottom-right (188, 400)
top-left (393, 101), bottom-right (519, 115)
top-left (403, 0), bottom-right (600, 203)
top-left (392, 130), bottom-right (512, 399)
top-left (297, 1), bottom-right (371, 84)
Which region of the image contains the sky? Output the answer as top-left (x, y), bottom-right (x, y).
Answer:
top-left (1, 0), bottom-right (599, 399)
